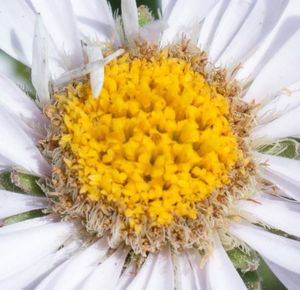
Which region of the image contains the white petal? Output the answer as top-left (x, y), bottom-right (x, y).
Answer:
top-left (218, 0), bottom-right (288, 68)
top-left (0, 0), bottom-right (35, 66)
top-left (238, 194), bottom-right (300, 237)
top-left (0, 107), bottom-right (51, 176)
top-left (30, 0), bottom-right (84, 70)
top-left (206, 235), bottom-right (247, 290)
top-left (126, 253), bottom-right (158, 290)
top-left (209, 0), bottom-right (256, 63)
top-left (0, 241), bottom-right (80, 290)
top-left (256, 81), bottom-right (300, 124)
top-left (115, 260), bottom-right (136, 290)
top-left (255, 153), bottom-right (300, 186)
top-left (0, 221), bottom-right (74, 280)
top-left (31, 15), bottom-right (50, 106)
top-left (143, 247), bottom-right (174, 290)
top-left (121, 0), bottom-right (139, 42)
top-left (0, 215), bottom-right (55, 235)
top-left (198, 0), bottom-right (229, 51)
top-left (81, 247), bottom-right (129, 290)
top-left (71, 0), bottom-right (118, 44)
top-left (186, 250), bottom-right (206, 290)
top-left (161, 0), bottom-right (219, 45)
top-left (266, 259), bottom-right (300, 290)
top-left (86, 46), bottom-right (104, 98)
top-left (161, 0), bottom-right (176, 17)
top-left (140, 20), bottom-right (166, 44)
top-left (36, 239), bottom-right (109, 290)
top-left (174, 253), bottom-right (197, 290)
top-left (260, 168), bottom-right (300, 201)
top-left (0, 190), bottom-right (49, 219)
top-left (230, 222), bottom-right (300, 273)
top-left (244, 24), bottom-right (300, 103)
top-left (253, 105), bottom-right (300, 140)
top-left (0, 73), bottom-right (47, 135)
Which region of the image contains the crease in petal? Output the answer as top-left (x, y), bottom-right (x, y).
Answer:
top-left (206, 235), bottom-right (247, 290)
top-left (115, 260), bottom-right (136, 290)
top-left (231, 222), bottom-right (300, 274)
top-left (0, 221), bottom-right (74, 280)
top-left (0, 189), bottom-right (49, 219)
top-left (186, 250), bottom-right (206, 290)
top-left (0, 107), bottom-right (51, 176)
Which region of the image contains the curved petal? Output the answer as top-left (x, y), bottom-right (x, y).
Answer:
top-left (71, 0), bottom-right (118, 44)
top-left (0, 241), bottom-right (80, 290)
top-left (266, 259), bottom-right (300, 290)
top-left (0, 0), bottom-right (35, 66)
top-left (253, 105), bottom-right (300, 140)
top-left (80, 247), bottom-right (129, 290)
top-left (0, 221), bottom-right (74, 280)
top-left (209, 0), bottom-right (255, 63)
top-left (121, 0), bottom-right (139, 43)
top-left (244, 25), bottom-right (300, 103)
top-left (35, 239), bottom-right (109, 290)
top-left (206, 235), bottom-right (247, 290)
top-left (0, 107), bottom-right (51, 176)
top-left (0, 190), bottom-right (49, 219)
top-left (230, 222), bottom-right (300, 274)
top-left (29, 0), bottom-right (83, 70)
top-left (238, 194), bottom-right (300, 237)
top-left (255, 153), bottom-right (300, 187)
top-left (218, 0), bottom-right (288, 68)
top-left (161, 0), bottom-right (219, 45)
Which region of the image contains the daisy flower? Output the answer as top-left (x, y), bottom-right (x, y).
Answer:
top-left (1, 0), bottom-right (300, 289)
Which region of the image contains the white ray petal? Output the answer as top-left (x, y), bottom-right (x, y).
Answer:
top-left (126, 253), bottom-right (157, 290)
top-left (238, 194), bottom-right (300, 237)
top-left (0, 221), bottom-right (74, 280)
top-left (198, 0), bottom-right (229, 51)
top-left (144, 247), bottom-right (174, 290)
top-left (174, 253), bottom-right (197, 290)
top-left (209, 0), bottom-right (255, 63)
top-left (260, 169), bottom-right (300, 201)
top-left (115, 260), bottom-right (136, 290)
top-left (0, 241), bottom-right (80, 290)
top-left (266, 259), bottom-right (300, 290)
top-left (71, 0), bottom-right (118, 44)
top-left (140, 20), bottom-right (166, 44)
top-left (230, 222), bottom-right (300, 273)
top-left (121, 0), bottom-right (139, 43)
top-left (32, 15), bottom-right (50, 106)
top-left (255, 153), bottom-right (300, 187)
top-left (253, 105), bottom-right (300, 140)
top-left (186, 250), bottom-right (206, 290)
top-left (161, 0), bottom-right (219, 45)
top-left (0, 190), bottom-right (49, 219)
top-left (0, 107), bottom-right (51, 176)
top-left (206, 235), bottom-right (247, 290)
top-left (36, 239), bottom-right (109, 290)
top-left (0, 215), bottom-right (56, 235)
top-left (256, 81), bottom-right (300, 123)
top-left (30, 0), bottom-right (83, 70)
top-left (86, 46), bottom-right (104, 98)
top-left (81, 247), bottom-right (129, 290)
top-left (161, 0), bottom-right (176, 17)
top-left (244, 25), bottom-right (300, 103)
top-left (218, 0), bottom-right (288, 68)
top-left (0, 0), bottom-right (35, 66)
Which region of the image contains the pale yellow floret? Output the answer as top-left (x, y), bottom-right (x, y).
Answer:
top-left (56, 52), bottom-right (239, 229)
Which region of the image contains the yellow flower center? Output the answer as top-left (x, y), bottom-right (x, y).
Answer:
top-left (57, 52), bottom-right (239, 231)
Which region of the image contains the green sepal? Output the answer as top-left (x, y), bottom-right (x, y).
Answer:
top-left (240, 271), bottom-right (262, 290)
top-left (227, 247), bottom-right (260, 273)
top-left (2, 209), bottom-right (48, 226)
top-left (258, 138), bottom-right (299, 159)
top-left (11, 171), bottom-right (46, 196)
top-left (0, 171), bottom-right (23, 192)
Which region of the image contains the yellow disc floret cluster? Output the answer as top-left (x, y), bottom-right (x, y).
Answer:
top-left (57, 52), bottom-right (239, 231)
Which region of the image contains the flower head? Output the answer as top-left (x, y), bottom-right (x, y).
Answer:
top-left (0, 0), bottom-right (300, 289)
